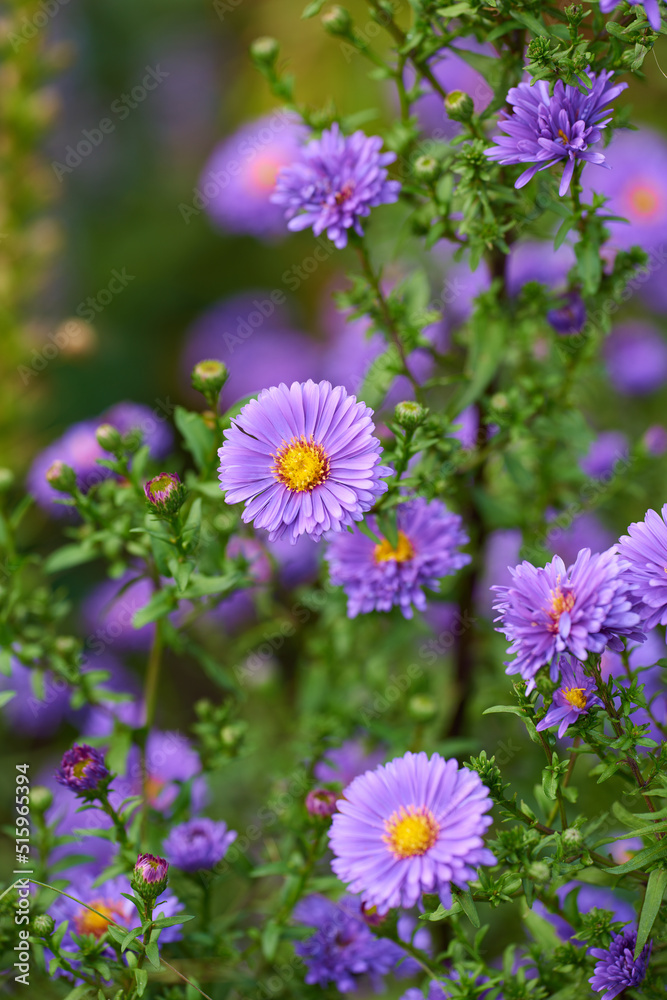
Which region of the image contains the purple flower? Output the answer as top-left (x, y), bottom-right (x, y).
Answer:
top-left (600, 0), bottom-right (662, 31)
top-left (547, 293), bottom-right (587, 335)
top-left (589, 929), bottom-right (652, 1000)
top-left (163, 817), bottom-right (237, 872)
top-left (603, 322), bottom-right (667, 395)
top-left (325, 498), bottom-right (471, 619)
top-left (55, 744), bottom-right (109, 793)
top-left (0, 659), bottom-right (71, 737)
top-left (477, 529), bottom-right (523, 616)
top-left (492, 547), bottom-right (645, 693)
top-left (580, 432), bottom-right (628, 480)
top-left (81, 570), bottom-right (156, 653)
top-left (485, 69), bottom-right (627, 195)
top-left (401, 984), bottom-right (450, 1000)
top-left (314, 739), bottom-right (386, 789)
top-left (180, 292), bottom-right (325, 407)
top-left (644, 425), bottom-right (667, 456)
top-left (584, 128), bottom-right (667, 251)
top-left (536, 656), bottom-right (602, 738)
top-left (618, 505), bottom-right (667, 630)
top-left (218, 380), bottom-right (390, 544)
top-left (293, 893), bottom-right (425, 991)
top-left (547, 512), bottom-right (615, 569)
top-left (533, 882), bottom-right (637, 943)
top-left (272, 123), bottom-right (401, 249)
top-left (306, 789), bottom-right (339, 818)
top-left (329, 751), bottom-right (495, 911)
top-left (114, 730), bottom-right (207, 814)
top-left (103, 400), bottom-right (173, 459)
top-left (134, 853), bottom-right (169, 890)
top-left (407, 39), bottom-right (495, 141)
top-left (145, 471), bottom-right (181, 504)
top-left (200, 112), bottom-right (308, 239)
top-left (506, 240), bottom-right (576, 296)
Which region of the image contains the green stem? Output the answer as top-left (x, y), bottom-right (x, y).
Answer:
top-left (97, 786), bottom-right (130, 848)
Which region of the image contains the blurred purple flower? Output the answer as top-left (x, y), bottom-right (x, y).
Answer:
top-left (533, 881), bottom-right (636, 943)
top-left (81, 571), bottom-right (156, 653)
top-left (485, 70), bottom-right (627, 195)
top-left (600, 0), bottom-right (662, 30)
top-left (506, 241), bottom-right (576, 295)
top-left (408, 39), bottom-right (495, 140)
top-left (547, 512), bottom-right (614, 568)
top-left (163, 817), bottom-right (237, 872)
top-left (103, 400), bottom-right (173, 459)
top-left (115, 730), bottom-right (207, 814)
top-left (272, 123), bottom-right (400, 249)
top-left (314, 739), bottom-right (386, 789)
top-left (201, 112), bottom-right (307, 239)
top-left (603, 322), bottom-right (667, 395)
top-left (548, 293), bottom-right (587, 334)
top-left (644, 425), bottom-right (667, 456)
top-left (580, 432), bottom-right (628, 479)
top-left (0, 659), bottom-right (71, 737)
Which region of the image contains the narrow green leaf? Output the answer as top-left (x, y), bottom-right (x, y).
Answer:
top-left (174, 406), bottom-right (215, 471)
top-left (145, 940), bottom-right (161, 970)
top-left (635, 867), bottom-right (667, 958)
top-left (134, 967), bottom-right (148, 997)
top-left (457, 889), bottom-right (480, 928)
top-left (607, 841), bottom-right (667, 874)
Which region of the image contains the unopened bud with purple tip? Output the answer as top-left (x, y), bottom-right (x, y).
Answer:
top-left (144, 472), bottom-right (186, 517)
top-left (305, 788), bottom-right (339, 818)
top-left (55, 744), bottom-right (109, 794)
top-left (46, 460), bottom-right (76, 493)
top-left (131, 853), bottom-right (170, 898)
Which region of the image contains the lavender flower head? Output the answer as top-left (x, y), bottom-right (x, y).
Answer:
top-left (55, 744), bottom-right (109, 793)
top-left (618, 504), bottom-right (667, 630)
top-left (485, 69), bottom-right (627, 195)
top-left (600, 0), bottom-right (662, 31)
top-left (536, 656), bottom-right (602, 738)
top-left (580, 432), bottom-right (628, 480)
top-left (0, 659), bottom-right (71, 737)
top-left (492, 547), bottom-right (645, 693)
top-left (603, 322), bottom-right (667, 396)
top-left (163, 818), bottom-right (237, 872)
top-left (103, 400), bottom-right (173, 459)
top-left (272, 123), bottom-right (400, 248)
top-left (329, 751), bottom-right (496, 911)
top-left (589, 930), bottom-right (652, 1000)
top-left (217, 380), bottom-right (390, 543)
top-left (547, 293), bottom-right (587, 335)
top-left (314, 738), bottom-right (386, 789)
top-left (325, 497), bottom-right (471, 619)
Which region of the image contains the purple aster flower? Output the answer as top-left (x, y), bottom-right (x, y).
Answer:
top-left (102, 400), bottom-right (173, 459)
top-left (81, 570), bottom-right (156, 653)
top-left (589, 929), bottom-right (652, 1000)
top-left (580, 432), bottom-right (628, 480)
top-left (115, 730), bottom-right (207, 814)
top-left (200, 112), bottom-right (308, 239)
top-left (46, 872), bottom-right (182, 978)
top-left (325, 497), bottom-right (471, 619)
top-left (584, 128), bottom-right (667, 251)
top-left (163, 817), bottom-right (237, 872)
top-left (477, 529), bottom-right (523, 615)
top-left (314, 739), bottom-right (387, 789)
top-left (536, 655), bottom-right (602, 738)
top-left (547, 512), bottom-right (615, 569)
top-left (603, 628), bottom-right (667, 743)
top-left (180, 292), bottom-right (325, 406)
top-left (603, 322), bottom-right (667, 395)
top-left (485, 69), bottom-right (627, 196)
top-left (27, 420), bottom-right (107, 514)
top-left (294, 894), bottom-right (424, 991)
top-left (135, 853), bottom-right (169, 884)
top-left (548, 293), bottom-right (587, 334)
top-left (0, 659), bottom-right (71, 737)
top-left (600, 0), bottom-right (663, 30)
top-left (266, 532), bottom-right (320, 587)
top-left (506, 240), bottom-right (576, 296)
top-left (618, 504), bottom-right (667, 630)
top-left (401, 984), bottom-right (450, 1000)
top-left (644, 425), bottom-right (667, 456)
top-left (406, 38), bottom-right (495, 141)
top-left (55, 744), bottom-right (109, 793)
top-left (271, 123), bottom-right (401, 249)
top-left (329, 751), bottom-right (496, 911)
top-left (492, 547), bottom-right (645, 693)
top-left (218, 380), bottom-right (390, 543)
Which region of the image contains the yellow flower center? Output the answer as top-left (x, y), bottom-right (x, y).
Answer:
top-left (72, 758), bottom-right (91, 778)
top-left (628, 184), bottom-right (660, 218)
top-left (546, 585), bottom-right (575, 632)
top-left (272, 436), bottom-right (330, 493)
top-left (74, 899), bottom-right (124, 939)
top-left (383, 805), bottom-right (440, 859)
top-left (374, 531), bottom-right (415, 564)
top-left (562, 686), bottom-right (587, 710)
top-left (149, 474), bottom-right (174, 494)
top-left (249, 155), bottom-right (283, 192)
top-left (145, 775), bottom-right (166, 804)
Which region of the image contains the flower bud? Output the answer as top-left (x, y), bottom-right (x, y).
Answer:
top-left (95, 423), bottom-right (123, 453)
top-left (527, 861), bottom-right (550, 884)
top-left (444, 90), bottom-right (474, 123)
top-left (55, 744), bottom-right (109, 794)
top-left (0, 468), bottom-right (14, 492)
top-left (54, 635), bottom-right (80, 659)
top-left (408, 693), bottom-right (437, 723)
top-left (30, 785), bottom-right (54, 814)
top-left (561, 827), bottom-right (583, 851)
top-left (250, 36), bottom-right (280, 67)
top-left (191, 359), bottom-right (229, 398)
top-left (131, 853), bottom-right (170, 898)
top-left (144, 472), bottom-right (186, 516)
top-left (322, 5), bottom-right (353, 36)
top-left (33, 914), bottom-right (55, 936)
top-left (412, 155), bottom-right (440, 183)
top-left (394, 400), bottom-right (428, 430)
top-left (45, 460), bottom-right (76, 493)
top-left (305, 788), bottom-right (339, 818)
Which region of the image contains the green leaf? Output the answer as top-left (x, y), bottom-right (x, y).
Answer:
top-left (262, 920), bottom-right (281, 961)
top-left (152, 912), bottom-right (195, 929)
top-left (132, 588), bottom-right (176, 628)
top-left (483, 705), bottom-right (526, 717)
top-left (554, 215), bottom-right (575, 251)
top-left (174, 406), bottom-right (215, 471)
top-left (607, 841), bottom-right (667, 874)
top-left (597, 760), bottom-right (622, 784)
top-left (511, 10), bottom-right (548, 35)
top-left (302, 0), bottom-right (327, 16)
top-left (44, 542), bottom-right (97, 574)
top-left (456, 889), bottom-right (480, 928)
top-left (575, 236), bottom-right (602, 295)
top-left (181, 572), bottom-right (238, 599)
top-left (522, 904), bottom-right (561, 951)
top-left (62, 985), bottom-right (94, 1000)
top-left (145, 940), bottom-right (161, 970)
top-left (120, 925), bottom-right (144, 951)
top-left (0, 690), bottom-right (15, 708)
top-left (635, 867), bottom-right (667, 957)
top-left (134, 967), bottom-right (148, 997)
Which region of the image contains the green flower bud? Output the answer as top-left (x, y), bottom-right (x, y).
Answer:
top-left (144, 472), bottom-right (187, 517)
top-left (30, 786), bottom-right (54, 814)
top-left (95, 423), bottom-right (123, 453)
top-left (394, 400), bottom-right (428, 430)
top-left (191, 359), bottom-right (229, 399)
top-left (408, 693), bottom-right (437, 723)
top-left (0, 468), bottom-right (14, 492)
top-left (322, 5), bottom-right (353, 36)
top-left (32, 914), bottom-right (55, 936)
top-left (54, 635), bottom-right (80, 659)
top-left (527, 36), bottom-right (550, 61)
top-left (444, 90), bottom-right (474, 123)
top-left (561, 827), bottom-right (583, 851)
top-left (250, 36), bottom-right (280, 67)
top-left (412, 155), bottom-right (440, 182)
top-left (131, 853), bottom-right (169, 899)
top-left (45, 460), bottom-right (76, 493)
top-left (527, 861), bottom-right (550, 884)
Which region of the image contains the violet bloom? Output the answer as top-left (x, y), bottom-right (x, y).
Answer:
top-left (306, 789), bottom-right (339, 818)
top-left (589, 930), bottom-right (652, 1000)
top-left (27, 419), bottom-right (107, 514)
top-left (201, 112), bottom-right (308, 239)
top-left (408, 38), bottom-right (495, 140)
top-left (294, 894), bottom-right (426, 991)
top-left (477, 528), bottom-right (523, 616)
top-left (218, 380), bottom-right (390, 544)
top-left (180, 292), bottom-right (325, 406)
top-left (600, 0), bottom-right (663, 30)
top-left (0, 659), bottom-right (71, 737)
top-left (163, 818), bottom-right (237, 872)
top-left (81, 570), bottom-right (156, 653)
top-left (492, 547), bottom-right (645, 693)
top-left (618, 505), bottom-right (667, 630)
top-left (325, 497), bottom-right (471, 619)
top-left (485, 69), bottom-right (627, 195)
top-left (603, 322), bottom-right (667, 395)
top-left (145, 471), bottom-right (182, 505)
top-left (314, 739), bottom-right (386, 789)
top-left (272, 123), bottom-right (401, 249)
top-left (644, 425), bottom-right (667, 456)
top-left (580, 432), bottom-right (628, 480)
top-left (134, 853), bottom-right (169, 889)
top-left (506, 240), bottom-right (576, 296)
top-left (547, 293), bottom-right (587, 335)
top-left (533, 881), bottom-right (636, 943)
top-left (401, 984), bottom-right (450, 1000)
top-left (547, 512), bottom-right (614, 569)
top-left (536, 656), bottom-right (602, 738)
top-left (114, 730), bottom-right (208, 814)
top-left (103, 400), bottom-right (173, 459)
top-left (329, 751), bottom-right (495, 911)
top-left (55, 744), bottom-right (109, 793)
